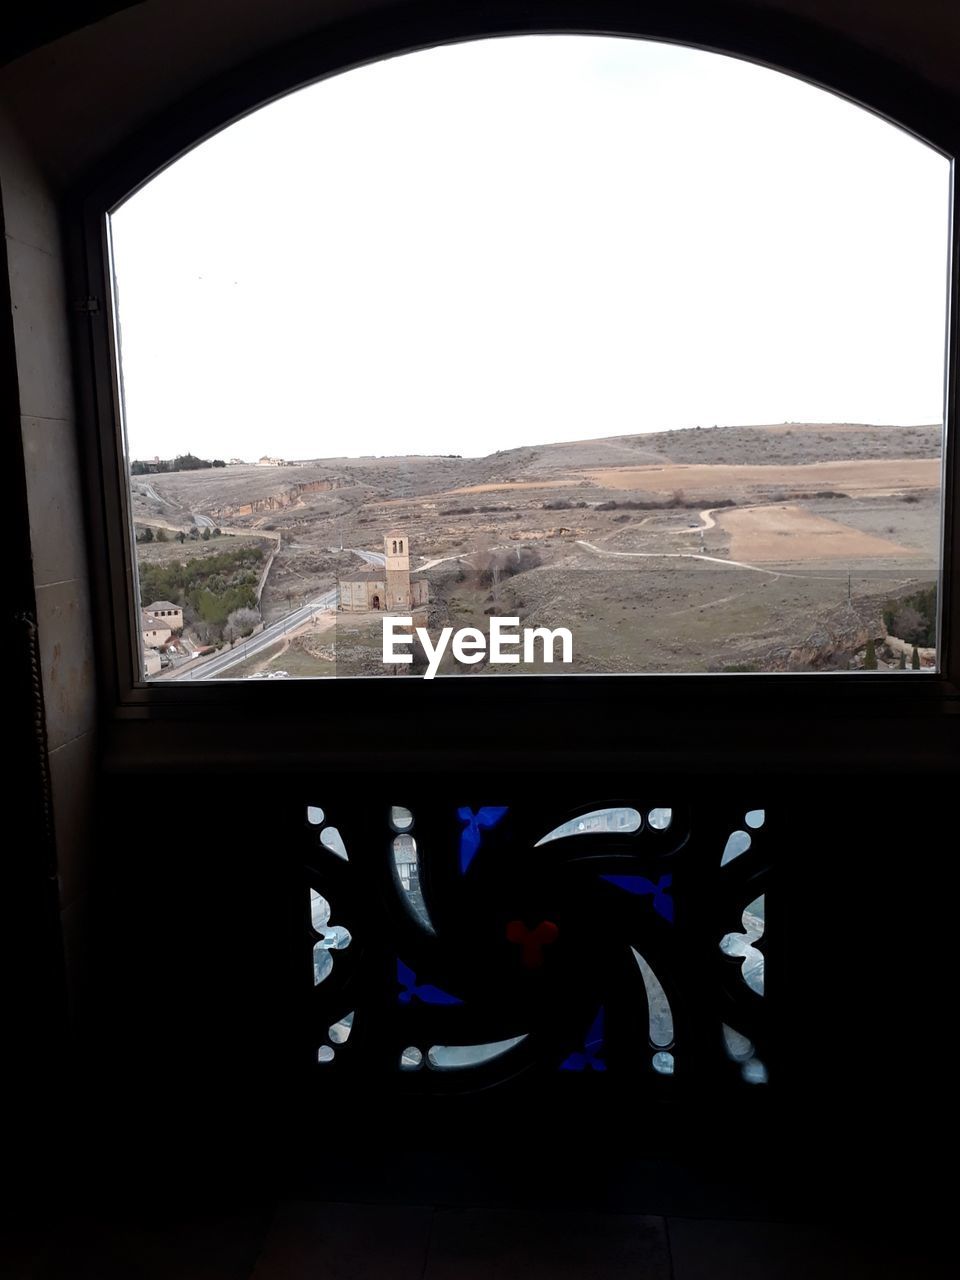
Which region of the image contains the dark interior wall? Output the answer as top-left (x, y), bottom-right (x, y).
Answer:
top-left (1, 0), bottom-right (957, 1213)
top-left (3, 0), bottom-right (960, 191)
top-left (76, 764), bottom-right (954, 1221)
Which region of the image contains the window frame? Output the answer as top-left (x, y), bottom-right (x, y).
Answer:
top-left (68, 0), bottom-right (960, 728)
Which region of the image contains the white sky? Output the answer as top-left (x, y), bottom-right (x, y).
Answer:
top-left (110, 35), bottom-right (952, 461)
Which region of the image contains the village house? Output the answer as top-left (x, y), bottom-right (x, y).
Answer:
top-left (143, 600), bottom-right (183, 631)
top-left (141, 612), bottom-right (173, 649)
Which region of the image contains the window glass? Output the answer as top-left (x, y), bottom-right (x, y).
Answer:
top-left (110, 36), bottom-right (949, 681)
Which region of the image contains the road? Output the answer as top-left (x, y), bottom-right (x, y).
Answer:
top-left (174, 546), bottom-right (376, 680)
top-left (346, 547), bottom-right (385, 566)
top-left (134, 478), bottom-right (215, 529)
top-left (138, 481), bottom-right (173, 507)
top-left (173, 586), bottom-right (338, 680)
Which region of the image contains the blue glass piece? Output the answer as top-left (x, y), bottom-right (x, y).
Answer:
top-left (397, 958), bottom-right (463, 1006)
top-left (600, 873), bottom-right (674, 923)
top-left (457, 806), bottom-right (509, 873)
top-left (560, 1007), bottom-right (607, 1071)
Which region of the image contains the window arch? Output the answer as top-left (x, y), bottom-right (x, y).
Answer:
top-left (77, 5), bottom-right (960, 706)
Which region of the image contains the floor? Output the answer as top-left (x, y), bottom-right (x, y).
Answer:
top-left (3, 1201), bottom-right (951, 1279)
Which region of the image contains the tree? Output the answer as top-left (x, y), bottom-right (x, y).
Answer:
top-left (863, 638), bottom-right (877, 669)
top-left (177, 530), bottom-right (185, 544)
top-left (156, 527), bottom-right (167, 542)
top-left (898, 651), bottom-right (906, 670)
top-left (142, 526), bottom-right (154, 543)
top-left (202, 527), bottom-right (211, 541)
top-left (892, 604), bottom-right (923, 644)
top-left (223, 607), bottom-right (261, 645)
top-left (911, 645), bottom-right (921, 670)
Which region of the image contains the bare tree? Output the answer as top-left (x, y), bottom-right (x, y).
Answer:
top-left (891, 604), bottom-right (923, 643)
top-left (223, 606), bottom-right (261, 646)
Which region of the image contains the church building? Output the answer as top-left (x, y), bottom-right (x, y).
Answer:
top-left (338, 531), bottom-right (429, 613)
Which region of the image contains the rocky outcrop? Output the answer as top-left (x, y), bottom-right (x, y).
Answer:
top-left (763, 599), bottom-right (883, 670)
top-left (222, 478), bottom-right (338, 517)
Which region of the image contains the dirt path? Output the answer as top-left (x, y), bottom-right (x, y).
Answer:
top-left (574, 539), bottom-right (856, 583)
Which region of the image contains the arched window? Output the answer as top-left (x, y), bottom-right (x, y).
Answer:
top-left (89, 28), bottom-right (953, 691)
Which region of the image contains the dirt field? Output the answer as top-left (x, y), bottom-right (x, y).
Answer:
top-left (716, 504), bottom-right (924, 564)
top-left (583, 458), bottom-right (939, 497)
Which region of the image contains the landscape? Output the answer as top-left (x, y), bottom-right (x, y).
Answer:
top-left (130, 422), bottom-right (942, 680)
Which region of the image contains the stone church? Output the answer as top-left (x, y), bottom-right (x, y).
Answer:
top-left (338, 531), bottom-right (429, 613)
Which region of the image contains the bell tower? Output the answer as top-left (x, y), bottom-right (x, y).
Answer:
top-left (384, 531), bottom-right (411, 610)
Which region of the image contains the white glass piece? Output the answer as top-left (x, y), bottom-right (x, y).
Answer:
top-left (310, 888), bottom-right (330, 931)
top-left (631, 948), bottom-right (674, 1047)
top-left (313, 945), bottom-right (333, 986)
top-left (652, 1051), bottom-right (675, 1075)
top-left (390, 806), bottom-right (414, 831)
top-left (647, 808), bottom-right (673, 831)
top-left (315, 925), bottom-right (351, 951)
top-left (317, 1045), bottom-right (335, 1063)
top-left (400, 1046), bottom-right (423, 1070)
top-left (329, 1012), bottom-right (354, 1044)
top-left (721, 830), bottom-right (751, 865)
top-left (392, 834), bottom-right (436, 934)
top-left (742, 1057), bottom-right (768, 1084)
top-left (306, 806), bottom-right (325, 826)
top-left (320, 826), bottom-right (349, 860)
top-left (720, 894), bottom-right (765, 995)
top-left (722, 1023), bottom-right (755, 1063)
top-left (745, 809), bottom-right (765, 829)
top-left (535, 808), bottom-right (641, 846)
top-left (427, 1034), bottom-right (528, 1069)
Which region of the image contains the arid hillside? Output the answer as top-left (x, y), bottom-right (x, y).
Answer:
top-left (131, 422), bottom-right (943, 677)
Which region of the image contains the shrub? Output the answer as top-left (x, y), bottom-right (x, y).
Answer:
top-left (883, 585), bottom-right (936, 647)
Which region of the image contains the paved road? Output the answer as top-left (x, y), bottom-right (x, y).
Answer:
top-left (138, 481), bottom-right (173, 507)
top-left (174, 587), bottom-right (338, 680)
top-left (346, 547), bottom-right (385, 566)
